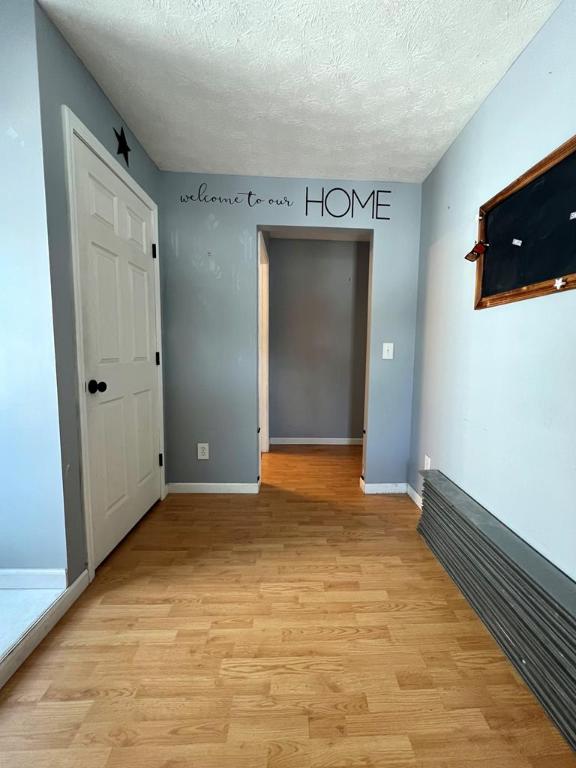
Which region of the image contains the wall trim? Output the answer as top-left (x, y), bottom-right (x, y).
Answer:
top-left (0, 570), bottom-right (90, 689)
top-left (407, 484), bottom-right (423, 508)
top-left (419, 470), bottom-right (576, 749)
top-left (0, 569), bottom-right (67, 589)
top-left (167, 483), bottom-right (259, 494)
top-left (270, 437), bottom-right (363, 445)
top-left (360, 478), bottom-right (408, 494)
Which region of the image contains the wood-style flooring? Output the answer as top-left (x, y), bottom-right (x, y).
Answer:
top-left (0, 446), bottom-right (574, 767)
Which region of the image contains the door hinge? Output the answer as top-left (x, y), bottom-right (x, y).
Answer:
top-left (257, 427), bottom-right (261, 434)
top-left (152, 243), bottom-right (157, 259)
top-left (156, 351), bottom-right (160, 366)
top-left (257, 475), bottom-right (260, 482)
top-left (158, 453), bottom-right (164, 467)
top-left (360, 474), bottom-right (365, 481)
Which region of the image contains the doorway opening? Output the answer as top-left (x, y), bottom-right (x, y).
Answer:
top-left (258, 225), bottom-right (373, 488)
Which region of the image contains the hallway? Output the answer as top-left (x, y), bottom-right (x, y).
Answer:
top-left (0, 447), bottom-right (573, 767)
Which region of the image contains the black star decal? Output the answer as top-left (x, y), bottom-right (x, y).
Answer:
top-left (114, 126), bottom-right (131, 167)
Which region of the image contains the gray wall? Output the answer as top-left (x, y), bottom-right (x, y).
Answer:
top-left (410, 0), bottom-right (576, 580)
top-left (268, 239), bottom-right (369, 439)
top-left (160, 174), bottom-right (421, 485)
top-left (34, 4), bottom-right (161, 581)
top-left (0, 0), bottom-right (66, 569)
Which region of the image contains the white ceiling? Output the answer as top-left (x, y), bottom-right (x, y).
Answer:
top-left (39, 0), bottom-right (560, 182)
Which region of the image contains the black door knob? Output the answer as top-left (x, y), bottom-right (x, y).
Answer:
top-left (88, 379), bottom-right (107, 394)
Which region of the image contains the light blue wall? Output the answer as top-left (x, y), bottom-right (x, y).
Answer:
top-left (268, 239), bottom-right (369, 440)
top-left (161, 174), bottom-right (421, 484)
top-left (410, 0), bottom-right (576, 580)
top-left (0, 0), bottom-right (66, 569)
top-left (34, 3), bottom-right (161, 581)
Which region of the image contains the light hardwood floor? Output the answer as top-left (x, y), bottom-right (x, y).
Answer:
top-left (0, 446), bottom-right (574, 767)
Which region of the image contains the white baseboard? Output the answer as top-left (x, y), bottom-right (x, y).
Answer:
top-left (167, 483), bottom-right (259, 494)
top-left (0, 570), bottom-right (90, 688)
top-left (360, 478), bottom-right (408, 494)
top-left (0, 569), bottom-right (67, 589)
top-left (407, 484), bottom-right (423, 509)
top-left (270, 437), bottom-right (363, 445)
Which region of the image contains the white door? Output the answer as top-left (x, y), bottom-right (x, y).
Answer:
top-left (73, 135), bottom-right (161, 567)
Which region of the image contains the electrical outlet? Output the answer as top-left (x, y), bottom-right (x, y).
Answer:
top-left (424, 454), bottom-right (431, 470)
top-left (382, 342), bottom-right (394, 360)
top-left (197, 443), bottom-right (209, 460)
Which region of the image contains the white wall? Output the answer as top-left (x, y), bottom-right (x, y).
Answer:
top-left (410, 0), bottom-right (576, 580)
top-left (0, 0), bottom-right (66, 570)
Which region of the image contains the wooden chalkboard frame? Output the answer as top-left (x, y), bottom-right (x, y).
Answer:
top-left (473, 133), bottom-right (576, 309)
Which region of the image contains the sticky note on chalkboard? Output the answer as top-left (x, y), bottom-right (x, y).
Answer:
top-left (570, 212), bottom-right (576, 220)
top-left (512, 238), bottom-right (523, 246)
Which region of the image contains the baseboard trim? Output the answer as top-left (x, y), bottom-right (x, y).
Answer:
top-left (0, 569), bottom-right (67, 589)
top-left (167, 483), bottom-right (259, 494)
top-left (270, 437), bottom-right (363, 445)
top-left (407, 484), bottom-right (423, 508)
top-left (360, 479), bottom-right (408, 494)
top-left (0, 570), bottom-right (90, 688)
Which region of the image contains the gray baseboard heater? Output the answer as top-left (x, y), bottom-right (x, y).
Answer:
top-left (418, 470), bottom-right (576, 750)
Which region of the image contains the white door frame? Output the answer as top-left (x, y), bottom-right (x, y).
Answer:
top-left (62, 106), bottom-right (166, 580)
top-left (258, 231), bottom-right (270, 461)
top-left (257, 226), bottom-right (373, 487)
top-left (361, 236), bottom-right (374, 483)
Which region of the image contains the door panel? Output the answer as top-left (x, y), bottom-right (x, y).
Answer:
top-left (100, 396), bottom-right (129, 514)
top-left (134, 388), bottom-right (154, 485)
top-left (126, 205), bottom-right (147, 252)
top-left (74, 135), bottom-right (160, 567)
top-left (88, 173), bottom-right (118, 231)
top-left (128, 262), bottom-right (150, 362)
top-left (93, 243), bottom-right (122, 364)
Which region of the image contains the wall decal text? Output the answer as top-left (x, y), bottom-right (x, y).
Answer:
top-left (305, 186), bottom-right (391, 220)
top-left (181, 183), bottom-right (294, 209)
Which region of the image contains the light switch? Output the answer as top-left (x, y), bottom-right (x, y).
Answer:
top-left (382, 342), bottom-right (394, 360)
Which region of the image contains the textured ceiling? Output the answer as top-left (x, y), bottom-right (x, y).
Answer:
top-left (39, 0), bottom-right (560, 181)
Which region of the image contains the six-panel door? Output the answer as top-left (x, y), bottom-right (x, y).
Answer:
top-left (74, 136), bottom-right (160, 567)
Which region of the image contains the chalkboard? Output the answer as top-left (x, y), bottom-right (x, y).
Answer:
top-left (471, 135), bottom-right (576, 309)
